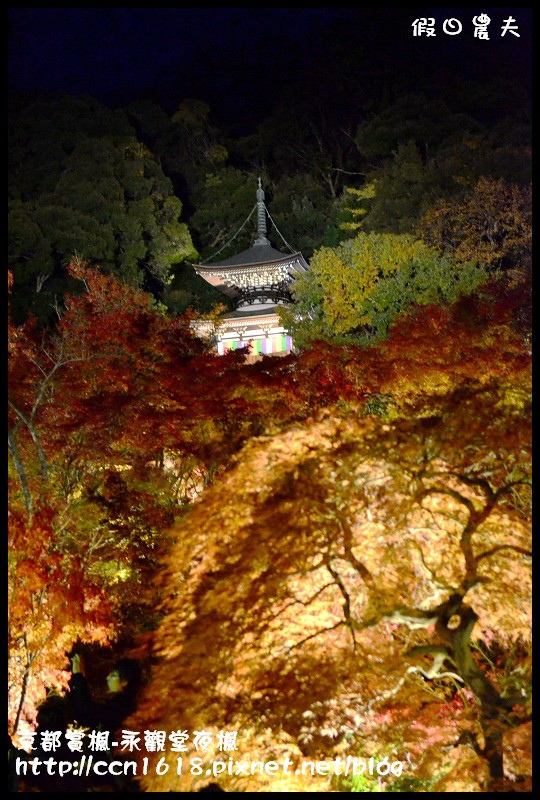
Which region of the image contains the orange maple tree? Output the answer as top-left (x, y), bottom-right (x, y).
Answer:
top-left (418, 177), bottom-right (532, 275)
top-left (128, 290), bottom-right (531, 792)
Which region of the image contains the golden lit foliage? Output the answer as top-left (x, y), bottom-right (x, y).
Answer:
top-left (7, 506), bottom-right (115, 738)
top-left (285, 231), bottom-right (487, 345)
top-left (130, 368), bottom-right (531, 790)
top-left (418, 177), bottom-right (532, 273)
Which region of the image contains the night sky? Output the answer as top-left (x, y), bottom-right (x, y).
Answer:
top-left (8, 7), bottom-right (532, 124)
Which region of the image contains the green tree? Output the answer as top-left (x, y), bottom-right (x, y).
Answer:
top-left (170, 99), bottom-right (229, 178)
top-left (266, 173), bottom-right (335, 259)
top-left (355, 93), bottom-right (481, 163)
top-left (8, 94), bottom-right (196, 324)
top-left (351, 94), bottom-right (531, 234)
top-left (355, 142), bottom-right (439, 234)
top-left (283, 232), bottom-right (487, 347)
top-left (188, 167), bottom-right (259, 259)
top-left (126, 97), bottom-right (230, 213)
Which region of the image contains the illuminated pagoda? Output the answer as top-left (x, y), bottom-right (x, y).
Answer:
top-left (192, 179), bottom-right (308, 356)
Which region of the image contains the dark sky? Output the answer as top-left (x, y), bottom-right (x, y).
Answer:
top-left (8, 7), bottom-right (532, 122)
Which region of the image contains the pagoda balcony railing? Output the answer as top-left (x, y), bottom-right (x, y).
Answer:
top-left (236, 283), bottom-right (292, 307)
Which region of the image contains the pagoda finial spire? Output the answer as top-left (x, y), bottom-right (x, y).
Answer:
top-left (254, 177), bottom-right (270, 246)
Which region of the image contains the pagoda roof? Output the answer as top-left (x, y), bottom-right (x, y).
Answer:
top-left (193, 243), bottom-right (308, 271)
top-left (193, 243), bottom-right (308, 299)
top-left (192, 178), bottom-right (309, 301)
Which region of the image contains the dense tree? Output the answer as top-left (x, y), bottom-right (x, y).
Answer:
top-left (348, 133), bottom-right (531, 238)
top-left (129, 296), bottom-right (531, 793)
top-left (170, 100), bottom-right (229, 176)
top-left (241, 100), bottom-right (364, 207)
top-left (349, 141), bottom-right (445, 234)
top-left (350, 94), bottom-right (531, 235)
top-left (7, 498), bottom-right (122, 737)
top-left (8, 94), bottom-right (196, 325)
top-left (187, 167), bottom-right (259, 260)
top-left (124, 98), bottom-right (241, 315)
top-left (282, 232), bottom-right (487, 347)
top-left (8, 37), bottom-right (531, 782)
top-left (175, 164), bottom-right (335, 269)
top-left (127, 98), bottom-right (231, 209)
top-left (355, 93), bottom-right (482, 163)
top-left (266, 174), bottom-right (336, 259)
top-left (418, 177), bottom-right (532, 275)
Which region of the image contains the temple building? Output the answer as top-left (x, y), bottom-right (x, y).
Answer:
top-left (191, 179), bottom-right (309, 356)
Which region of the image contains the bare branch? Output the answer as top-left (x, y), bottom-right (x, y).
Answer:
top-left (417, 486), bottom-right (476, 516)
top-left (325, 561), bottom-right (357, 649)
top-left (476, 544), bottom-right (532, 563)
top-left (287, 620), bottom-right (345, 651)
